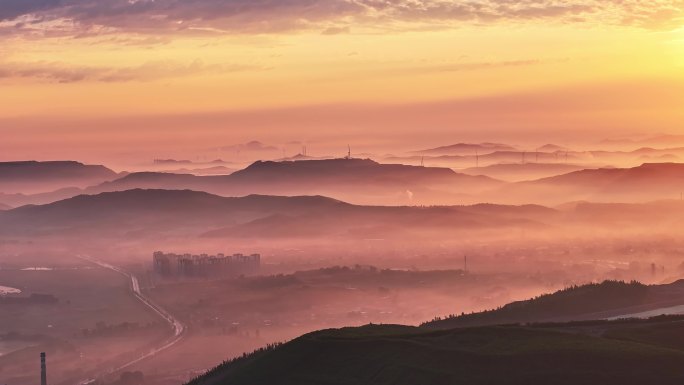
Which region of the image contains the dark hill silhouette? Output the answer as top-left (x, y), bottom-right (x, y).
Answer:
top-left (187, 318), bottom-right (684, 385)
top-left (0, 161), bottom-right (119, 194)
top-left (86, 159), bottom-right (502, 205)
top-left (0, 189), bottom-right (348, 237)
top-left (229, 159), bottom-right (470, 185)
top-left (423, 280), bottom-right (684, 329)
top-left (0, 189), bottom-right (553, 238)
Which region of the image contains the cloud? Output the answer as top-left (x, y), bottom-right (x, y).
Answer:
top-left (321, 26), bottom-right (350, 35)
top-left (411, 59), bottom-right (542, 74)
top-left (0, 59), bottom-right (263, 83)
top-left (0, 0), bottom-right (683, 38)
top-left (0, 0), bottom-right (61, 21)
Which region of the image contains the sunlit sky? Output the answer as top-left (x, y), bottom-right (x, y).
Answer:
top-left (2, 1), bottom-right (684, 165)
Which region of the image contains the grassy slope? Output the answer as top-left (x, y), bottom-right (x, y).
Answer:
top-left (188, 321), bottom-right (684, 385)
top-left (422, 280), bottom-right (655, 328)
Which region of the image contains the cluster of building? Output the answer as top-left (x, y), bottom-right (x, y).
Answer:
top-left (153, 251), bottom-right (260, 278)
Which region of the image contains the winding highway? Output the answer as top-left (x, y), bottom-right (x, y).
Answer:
top-left (76, 256), bottom-right (186, 384)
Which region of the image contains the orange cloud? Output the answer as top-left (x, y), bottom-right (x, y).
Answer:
top-left (0, 60), bottom-right (264, 83)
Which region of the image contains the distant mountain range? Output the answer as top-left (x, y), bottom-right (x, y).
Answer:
top-left (0, 158), bottom-right (502, 206)
top-left (600, 135), bottom-right (684, 148)
top-left (395, 146), bottom-right (684, 170)
top-left (0, 190), bottom-right (347, 237)
top-left (538, 143), bottom-right (568, 152)
top-left (0, 189), bottom-right (552, 238)
top-left (496, 162), bottom-right (684, 204)
top-left (0, 161), bottom-right (120, 194)
top-left (163, 166), bottom-right (237, 175)
top-left (5, 159), bottom-right (684, 207)
top-left (83, 158), bottom-right (502, 206)
top-left (414, 142), bottom-right (517, 155)
top-left (461, 162), bottom-right (585, 182)
top-left (4, 188), bottom-right (684, 240)
top-left (386, 150), bottom-right (586, 169)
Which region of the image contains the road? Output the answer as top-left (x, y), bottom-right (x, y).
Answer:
top-left (607, 304), bottom-right (684, 320)
top-left (77, 256), bottom-right (186, 384)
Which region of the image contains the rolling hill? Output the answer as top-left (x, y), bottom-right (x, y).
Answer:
top-left (4, 188), bottom-right (684, 239)
top-left (460, 163), bottom-right (585, 182)
top-left (0, 189), bottom-right (347, 237)
top-left (423, 280), bottom-right (684, 329)
top-left (0, 189), bottom-right (553, 238)
top-left (0, 161), bottom-right (120, 194)
top-left (0, 158), bottom-right (503, 206)
top-left (0, 187), bottom-right (83, 208)
top-left (188, 318), bottom-right (684, 385)
top-left (492, 163), bottom-right (684, 204)
top-left (414, 143), bottom-right (516, 155)
top-left (85, 158), bottom-right (503, 206)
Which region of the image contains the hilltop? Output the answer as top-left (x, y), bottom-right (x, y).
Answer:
top-left (493, 163), bottom-right (684, 204)
top-left (0, 189), bottom-right (553, 238)
top-left (185, 280), bottom-right (684, 385)
top-left (0, 161), bottom-right (119, 194)
top-left (423, 280), bottom-right (684, 329)
top-left (414, 143), bottom-right (516, 155)
top-left (187, 317), bottom-right (684, 385)
top-left (460, 162), bottom-right (584, 182)
top-left (86, 158), bottom-right (502, 205)
top-left (0, 189), bottom-right (347, 237)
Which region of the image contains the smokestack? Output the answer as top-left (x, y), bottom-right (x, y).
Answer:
top-left (40, 352), bottom-right (47, 385)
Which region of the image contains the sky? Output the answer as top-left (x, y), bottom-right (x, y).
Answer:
top-left (1, 0), bottom-right (684, 166)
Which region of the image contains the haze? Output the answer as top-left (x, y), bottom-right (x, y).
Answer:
top-left (3, 1), bottom-right (684, 385)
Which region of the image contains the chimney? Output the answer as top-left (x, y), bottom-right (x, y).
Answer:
top-left (40, 352), bottom-right (47, 385)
